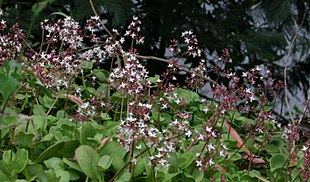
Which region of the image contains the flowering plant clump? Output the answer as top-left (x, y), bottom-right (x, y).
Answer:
top-left (0, 7), bottom-right (309, 182)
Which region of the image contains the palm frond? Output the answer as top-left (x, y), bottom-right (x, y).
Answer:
top-left (260, 0), bottom-right (292, 28)
top-left (102, 0), bottom-right (133, 26)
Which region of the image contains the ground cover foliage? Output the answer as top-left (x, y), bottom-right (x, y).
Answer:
top-left (0, 3), bottom-right (310, 182)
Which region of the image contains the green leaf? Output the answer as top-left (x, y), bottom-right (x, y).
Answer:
top-left (41, 95), bottom-right (56, 109)
top-left (177, 152), bottom-right (195, 169)
top-left (15, 149), bottom-right (29, 173)
top-left (44, 157), bottom-right (64, 170)
top-left (0, 73), bottom-right (20, 103)
top-left (33, 104), bottom-right (46, 116)
top-left (57, 140), bottom-right (80, 156)
top-left (86, 87), bottom-right (97, 95)
top-left (14, 132), bottom-right (35, 147)
top-left (133, 158), bottom-right (145, 177)
top-left (0, 161), bottom-right (11, 176)
top-left (55, 169), bottom-right (70, 182)
top-left (100, 113), bottom-right (112, 120)
top-left (111, 155), bottom-right (125, 171)
top-left (100, 141), bottom-right (126, 171)
top-left (31, 115), bottom-right (47, 131)
top-left (266, 170), bottom-right (275, 181)
top-left (15, 94), bottom-right (30, 100)
top-left (63, 158), bottom-right (83, 173)
top-left (75, 145), bottom-right (100, 180)
top-left (264, 139), bottom-right (285, 153)
top-left (163, 171), bottom-right (182, 182)
top-left (35, 140), bottom-right (79, 162)
top-left (115, 170), bottom-right (131, 182)
top-left (149, 74), bottom-right (160, 83)
top-left (0, 114), bottom-right (18, 130)
top-left (270, 153), bottom-right (287, 171)
top-left (100, 141), bottom-right (127, 159)
top-left (174, 88), bottom-right (200, 103)
top-left (80, 122), bottom-right (96, 145)
top-left (184, 167), bottom-right (204, 182)
top-left (102, 121), bottom-right (119, 136)
top-left (81, 61), bottom-right (93, 70)
top-left (31, 0), bottom-right (56, 16)
top-left (112, 91), bottom-right (127, 100)
top-left (2, 149), bottom-right (28, 174)
top-left (93, 69), bottom-right (110, 82)
top-left (50, 11), bottom-right (69, 17)
top-left (36, 142), bottom-right (65, 162)
top-left (98, 155), bottom-right (112, 170)
top-left (24, 164), bottom-right (48, 182)
top-left (3, 60), bottom-right (22, 76)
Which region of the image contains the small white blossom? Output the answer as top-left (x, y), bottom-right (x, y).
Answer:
top-left (301, 145), bottom-right (308, 151)
top-left (208, 158), bottom-right (214, 166)
top-left (203, 108), bottom-right (209, 113)
top-left (196, 160), bottom-right (203, 167)
top-left (207, 143), bottom-right (215, 151)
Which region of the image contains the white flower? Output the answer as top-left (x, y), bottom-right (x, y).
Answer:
top-left (175, 98), bottom-right (181, 104)
top-left (167, 144), bottom-right (175, 152)
top-left (208, 158), bottom-right (214, 166)
top-left (220, 150), bottom-right (225, 157)
top-left (136, 145), bottom-right (142, 150)
top-left (161, 103), bottom-right (168, 109)
top-left (158, 158), bottom-right (167, 166)
top-left (81, 102), bottom-right (89, 109)
top-left (131, 158), bottom-right (137, 164)
top-left (249, 95), bottom-right (256, 102)
top-left (119, 82), bottom-right (126, 89)
top-left (245, 88), bottom-right (251, 94)
top-left (196, 160), bottom-right (203, 167)
top-left (203, 108), bottom-right (209, 113)
top-left (144, 103), bottom-right (152, 109)
top-left (222, 144), bottom-right (228, 150)
top-left (205, 126), bottom-right (212, 133)
top-left (301, 145), bottom-right (308, 151)
top-left (198, 134), bottom-right (204, 140)
top-left (155, 152), bottom-right (163, 158)
top-left (207, 143), bottom-right (215, 151)
top-left (242, 72), bottom-right (248, 77)
top-left (255, 66), bottom-right (261, 71)
top-left (185, 130), bottom-right (192, 137)
top-left (227, 72), bottom-right (234, 78)
top-left (126, 115), bottom-right (137, 122)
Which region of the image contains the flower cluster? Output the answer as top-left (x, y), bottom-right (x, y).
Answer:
top-left (193, 124), bottom-right (228, 171)
top-left (108, 53), bottom-right (150, 96)
top-left (72, 95), bottom-right (106, 122)
top-left (169, 39), bottom-right (180, 54)
top-left (299, 144), bottom-right (310, 181)
top-left (185, 60), bottom-right (207, 89)
top-left (28, 51), bottom-right (81, 90)
top-left (86, 16), bottom-right (101, 35)
top-left (219, 48), bottom-right (232, 63)
top-left (0, 11), bottom-right (25, 64)
top-left (124, 16), bottom-right (144, 44)
top-left (181, 30), bottom-right (201, 57)
top-left (41, 17), bottom-right (83, 50)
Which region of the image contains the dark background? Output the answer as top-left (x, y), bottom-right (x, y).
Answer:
top-left (1, 0), bottom-right (310, 122)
